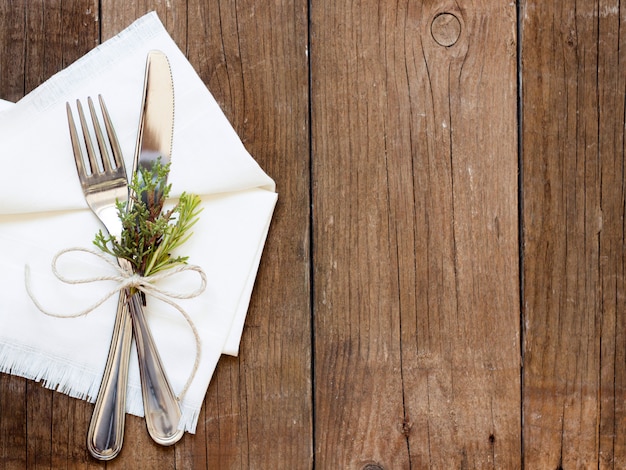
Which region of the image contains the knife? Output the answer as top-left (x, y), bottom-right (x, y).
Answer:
top-left (128, 50), bottom-right (184, 446)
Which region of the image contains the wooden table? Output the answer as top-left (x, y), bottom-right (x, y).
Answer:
top-left (0, 1), bottom-right (623, 468)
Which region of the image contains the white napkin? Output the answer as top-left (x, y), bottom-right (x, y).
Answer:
top-left (0, 12), bottom-right (277, 433)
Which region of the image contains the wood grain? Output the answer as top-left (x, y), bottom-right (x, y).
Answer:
top-left (4, 0), bottom-right (626, 467)
top-left (0, 376), bottom-right (27, 469)
top-left (0, 1), bottom-right (26, 103)
top-left (0, 1), bottom-right (101, 469)
top-left (0, 7), bottom-right (29, 468)
top-left (184, 0), bottom-right (312, 467)
top-left (102, 0), bottom-right (312, 467)
top-left (311, 0), bottom-right (519, 467)
top-left (521, 0), bottom-right (626, 467)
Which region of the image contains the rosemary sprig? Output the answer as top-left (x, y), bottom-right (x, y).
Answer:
top-left (94, 159), bottom-right (202, 278)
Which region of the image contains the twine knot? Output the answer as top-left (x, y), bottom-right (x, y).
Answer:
top-left (25, 246), bottom-right (207, 400)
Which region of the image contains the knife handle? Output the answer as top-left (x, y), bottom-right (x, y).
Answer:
top-left (128, 293), bottom-right (184, 445)
top-left (87, 291), bottom-right (133, 460)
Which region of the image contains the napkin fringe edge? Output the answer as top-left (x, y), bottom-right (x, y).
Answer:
top-left (0, 340), bottom-right (101, 402)
top-left (0, 340), bottom-right (201, 433)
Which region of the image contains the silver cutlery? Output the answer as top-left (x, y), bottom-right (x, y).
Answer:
top-left (67, 91), bottom-right (182, 460)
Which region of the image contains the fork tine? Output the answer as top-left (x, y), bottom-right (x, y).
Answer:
top-left (76, 99), bottom-right (100, 175)
top-left (88, 96), bottom-right (112, 173)
top-left (66, 102), bottom-right (89, 186)
top-left (98, 95), bottom-right (125, 172)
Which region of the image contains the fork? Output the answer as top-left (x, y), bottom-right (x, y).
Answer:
top-left (67, 96), bottom-right (182, 460)
top-left (67, 96), bottom-right (133, 460)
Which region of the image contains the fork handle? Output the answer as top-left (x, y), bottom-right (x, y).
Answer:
top-left (129, 293), bottom-right (184, 445)
top-left (87, 291), bottom-right (133, 460)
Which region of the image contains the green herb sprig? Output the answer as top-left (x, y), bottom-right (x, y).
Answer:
top-left (94, 159), bottom-right (202, 278)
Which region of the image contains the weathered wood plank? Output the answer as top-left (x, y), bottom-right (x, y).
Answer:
top-left (311, 0), bottom-right (520, 468)
top-left (521, 0), bottom-right (626, 467)
top-left (24, 0), bottom-right (99, 93)
top-left (186, 0), bottom-right (312, 467)
top-left (50, 393), bottom-right (102, 469)
top-left (102, 0), bottom-right (312, 468)
top-left (0, 1), bottom-right (26, 103)
top-left (0, 1), bottom-right (101, 469)
top-left (404, 3), bottom-right (521, 466)
top-left (177, 1), bottom-right (249, 469)
top-left (0, 6), bottom-right (28, 468)
top-left (310, 2), bottom-right (408, 466)
top-left (100, 0), bottom-right (187, 47)
top-left (0, 376), bottom-right (27, 469)
top-left (596, 3), bottom-right (626, 464)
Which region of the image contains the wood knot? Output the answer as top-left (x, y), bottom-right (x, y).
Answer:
top-left (362, 465), bottom-right (384, 470)
top-left (431, 12), bottom-right (461, 47)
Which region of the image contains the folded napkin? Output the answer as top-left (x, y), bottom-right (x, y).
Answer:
top-left (0, 12), bottom-right (277, 433)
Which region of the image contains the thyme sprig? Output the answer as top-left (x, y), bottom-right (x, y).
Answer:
top-left (94, 159), bottom-right (202, 278)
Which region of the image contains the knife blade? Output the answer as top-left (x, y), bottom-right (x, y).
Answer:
top-left (133, 50), bottom-right (175, 190)
top-left (127, 50), bottom-right (184, 446)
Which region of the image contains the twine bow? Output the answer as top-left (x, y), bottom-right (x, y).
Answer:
top-left (25, 246), bottom-right (207, 400)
